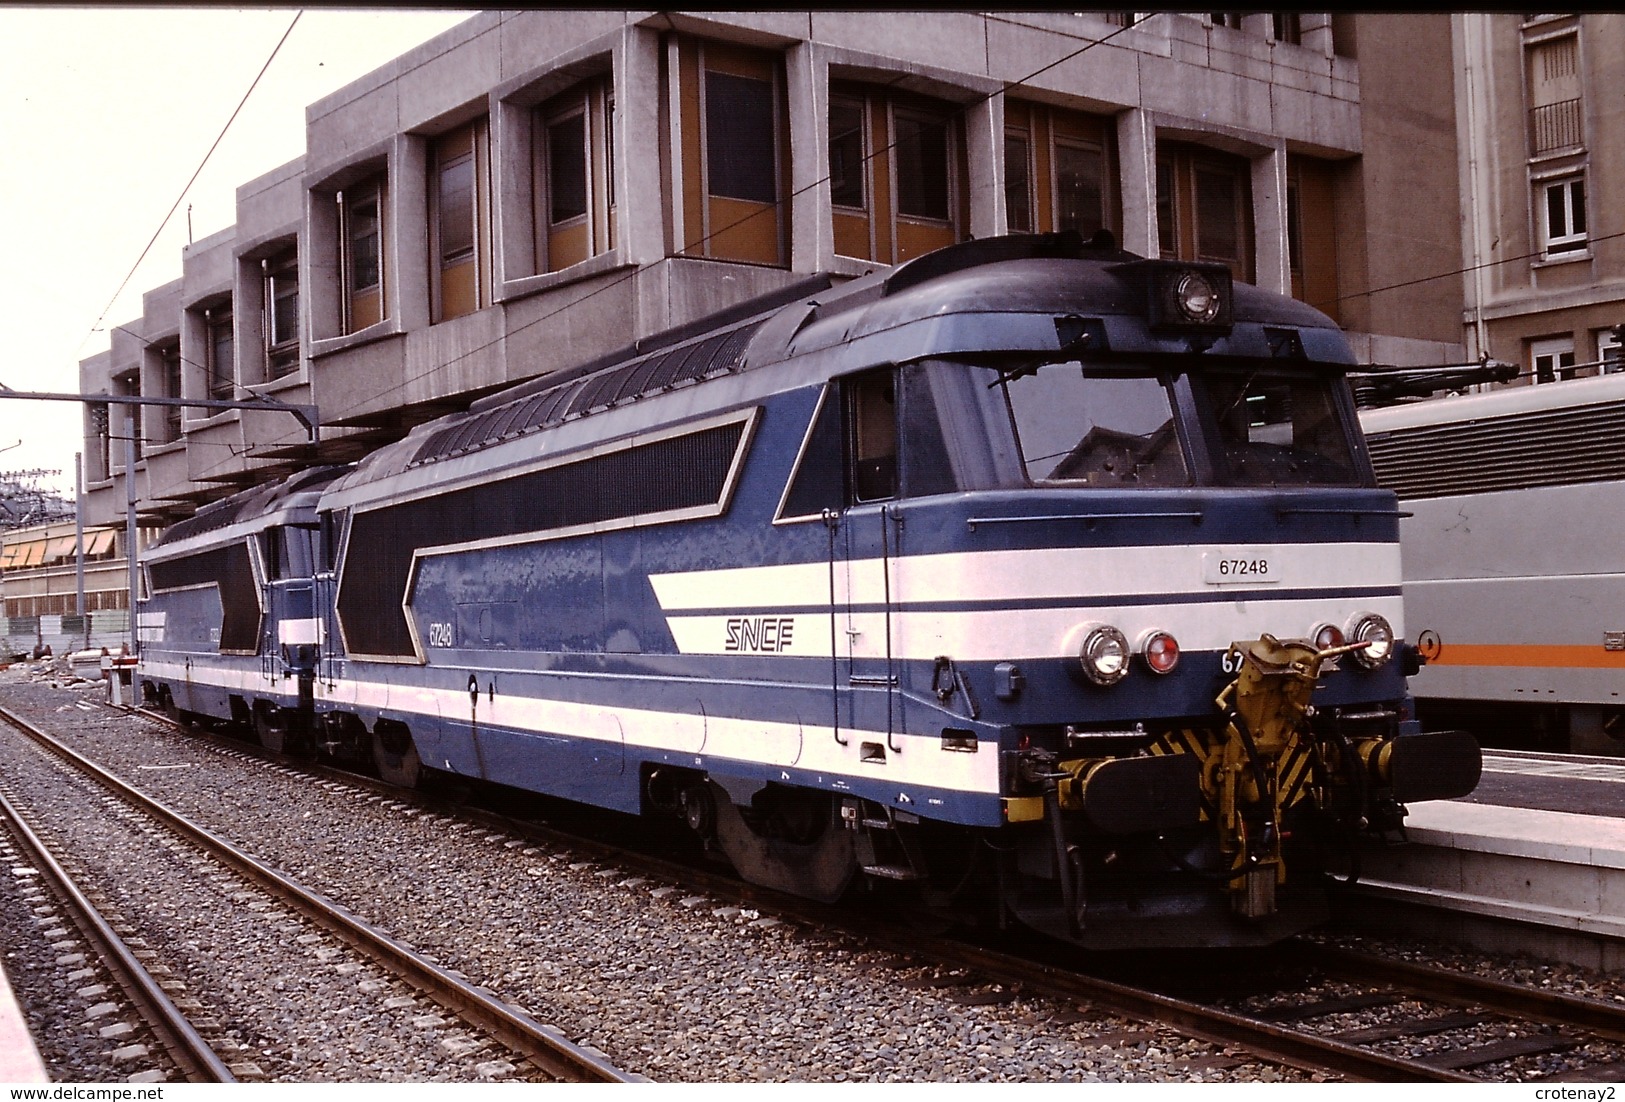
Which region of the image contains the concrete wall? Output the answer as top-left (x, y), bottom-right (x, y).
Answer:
top-left (79, 11), bottom-right (1470, 526)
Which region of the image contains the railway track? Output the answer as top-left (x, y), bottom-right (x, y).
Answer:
top-left (0, 702), bottom-right (636, 1083)
top-left (0, 785), bottom-right (235, 1082)
top-left (1268, 941), bottom-right (1625, 1080)
top-left (28, 691), bottom-right (1625, 1083)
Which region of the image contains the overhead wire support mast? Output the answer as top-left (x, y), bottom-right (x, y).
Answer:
top-left (0, 386), bottom-right (321, 658)
top-left (0, 389), bottom-right (320, 446)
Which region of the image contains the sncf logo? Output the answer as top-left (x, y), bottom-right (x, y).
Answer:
top-left (725, 616), bottom-right (796, 653)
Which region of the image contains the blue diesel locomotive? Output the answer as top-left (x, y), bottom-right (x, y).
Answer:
top-left (138, 232), bottom-right (1481, 949)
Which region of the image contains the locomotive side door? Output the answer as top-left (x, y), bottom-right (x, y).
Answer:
top-left (838, 370), bottom-right (902, 752)
top-left (783, 369), bottom-right (915, 751)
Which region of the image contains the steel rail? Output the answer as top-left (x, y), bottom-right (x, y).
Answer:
top-left (837, 923), bottom-right (1479, 1083)
top-left (122, 701), bottom-right (1481, 1082)
top-left (0, 783), bottom-right (237, 1083)
top-left (1302, 943), bottom-right (1625, 1041)
top-left (0, 702), bottom-right (636, 1084)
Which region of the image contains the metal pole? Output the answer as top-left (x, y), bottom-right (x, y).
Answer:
top-left (124, 409), bottom-right (138, 656)
top-left (75, 451), bottom-right (86, 649)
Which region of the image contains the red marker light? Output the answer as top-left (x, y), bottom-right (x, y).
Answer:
top-left (1142, 630), bottom-right (1180, 675)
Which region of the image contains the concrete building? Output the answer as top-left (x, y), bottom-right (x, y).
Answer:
top-left (79, 10), bottom-right (1469, 531)
top-left (0, 517), bottom-right (152, 655)
top-left (1456, 12), bottom-right (1625, 382)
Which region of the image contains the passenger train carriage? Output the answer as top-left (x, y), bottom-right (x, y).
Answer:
top-left (1362, 371), bottom-right (1625, 754)
top-left (140, 231), bottom-right (1481, 949)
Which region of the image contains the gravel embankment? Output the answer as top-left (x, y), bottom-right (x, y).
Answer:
top-left (0, 666), bottom-right (1299, 1083)
top-left (16, 661), bottom-right (1624, 1082)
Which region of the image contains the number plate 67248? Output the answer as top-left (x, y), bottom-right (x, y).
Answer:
top-left (1201, 551), bottom-right (1279, 585)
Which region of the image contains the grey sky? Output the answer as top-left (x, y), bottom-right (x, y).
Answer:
top-left (0, 6), bottom-right (472, 500)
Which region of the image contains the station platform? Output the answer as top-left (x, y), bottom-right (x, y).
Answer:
top-left (1, 960), bottom-right (48, 1082)
top-left (1352, 749), bottom-right (1625, 969)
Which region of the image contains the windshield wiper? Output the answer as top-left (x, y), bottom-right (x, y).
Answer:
top-left (986, 331), bottom-right (1094, 388)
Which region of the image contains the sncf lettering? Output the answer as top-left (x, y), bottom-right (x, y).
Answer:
top-left (725, 616), bottom-right (796, 653)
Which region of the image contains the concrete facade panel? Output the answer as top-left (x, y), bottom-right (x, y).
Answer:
top-left (182, 231), bottom-right (234, 306)
top-left (1270, 83), bottom-right (1360, 154)
top-left (185, 418), bottom-right (248, 484)
top-left (307, 84), bottom-right (401, 174)
top-left (984, 21), bottom-right (1142, 112)
top-left (310, 337), bottom-right (407, 429)
top-left (499, 10), bottom-right (634, 78)
top-left (142, 446), bottom-right (190, 505)
top-left (664, 11), bottom-right (812, 46)
top-left (1138, 56), bottom-right (1273, 137)
top-left (235, 159), bottom-right (304, 249)
top-left (808, 11), bottom-right (991, 77)
top-left (396, 21), bottom-right (503, 134)
top-left (501, 269), bottom-right (645, 388)
top-left (400, 310), bottom-right (508, 410)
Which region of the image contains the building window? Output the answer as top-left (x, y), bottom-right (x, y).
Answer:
top-left (829, 83), bottom-right (966, 265)
top-left (535, 80), bottom-right (614, 274)
top-left (1525, 33), bottom-right (1582, 156)
top-left (1285, 155), bottom-right (1339, 322)
top-left (338, 178), bottom-right (386, 333)
top-left (894, 107), bottom-right (951, 223)
top-left (1157, 143), bottom-right (1254, 282)
top-left (430, 119), bottom-right (491, 324)
top-left (205, 304), bottom-right (234, 400)
top-left (89, 403), bottom-right (110, 482)
top-left (1530, 336), bottom-right (1577, 384)
top-left (829, 94), bottom-right (868, 213)
top-left (1004, 101), bottom-right (1118, 241)
top-left (707, 72), bottom-right (777, 205)
top-left (1600, 328), bottom-right (1624, 374)
top-left (1054, 140), bottom-right (1106, 237)
top-left (1156, 158), bottom-right (1177, 257)
top-left (677, 40), bottom-right (787, 266)
top-left (159, 342), bottom-right (182, 442)
top-left (1271, 13), bottom-right (1302, 44)
top-left (263, 249), bottom-right (299, 379)
top-left (1211, 13), bottom-right (1244, 30)
top-left (115, 370), bottom-right (142, 464)
top-left (1004, 131), bottom-right (1032, 233)
top-left (1541, 175), bottom-right (1587, 256)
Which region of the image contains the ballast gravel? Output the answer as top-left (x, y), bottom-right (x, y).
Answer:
top-left (1, 662), bottom-right (1617, 1082)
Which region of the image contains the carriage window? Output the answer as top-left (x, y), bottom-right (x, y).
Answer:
top-left (1001, 366), bottom-right (1188, 486)
top-left (1197, 369), bottom-right (1360, 486)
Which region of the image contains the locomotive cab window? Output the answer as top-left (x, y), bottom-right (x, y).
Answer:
top-left (1194, 368), bottom-right (1362, 486)
top-left (999, 363), bottom-right (1189, 486)
top-left (850, 371), bottom-right (897, 502)
top-left (968, 355), bottom-right (1367, 490)
top-left (261, 526), bottom-right (316, 582)
top-left (778, 365), bottom-right (957, 519)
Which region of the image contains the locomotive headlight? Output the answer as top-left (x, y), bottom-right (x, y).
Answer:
top-left (1140, 630), bottom-right (1180, 675)
top-left (1346, 613), bottom-right (1395, 669)
top-left (1312, 623), bottom-right (1346, 652)
top-left (1077, 623), bottom-right (1131, 686)
top-left (1175, 271), bottom-right (1222, 323)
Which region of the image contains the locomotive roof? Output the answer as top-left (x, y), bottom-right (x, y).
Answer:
top-left (325, 232), bottom-right (1350, 502)
top-left (1360, 369), bottom-right (1625, 434)
top-left (152, 464), bottom-right (348, 552)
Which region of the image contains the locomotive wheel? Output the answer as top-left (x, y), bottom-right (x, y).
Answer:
top-left (708, 782), bottom-right (856, 903)
top-left (160, 688), bottom-right (197, 729)
top-left (372, 724), bottom-right (423, 789)
top-left (254, 704), bottom-right (304, 755)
